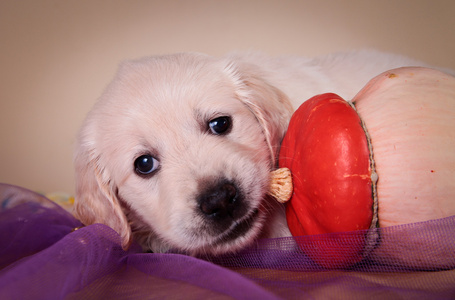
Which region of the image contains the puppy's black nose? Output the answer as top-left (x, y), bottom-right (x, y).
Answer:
top-left (199, 181), bottom-right (238, 219)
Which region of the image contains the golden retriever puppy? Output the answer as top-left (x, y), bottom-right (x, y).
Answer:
top-left (73, 50), bottom-right (425, 256)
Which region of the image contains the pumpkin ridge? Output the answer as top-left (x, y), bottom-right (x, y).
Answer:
top-left (349, 101), bottom-right (379, 230)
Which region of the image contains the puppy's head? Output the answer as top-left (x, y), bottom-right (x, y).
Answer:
top-left (74, 53), bottom-right (293, 255)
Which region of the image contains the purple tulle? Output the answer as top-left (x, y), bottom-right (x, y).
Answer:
top-left (1, 183), bottom-right (454, 299)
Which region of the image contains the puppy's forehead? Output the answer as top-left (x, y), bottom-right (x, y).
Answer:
top-left (95, 54), bottom-right (252, 143)
top-left (111, 55), bottom-right (246, 119)
top-left (117, 54), bottom-right (238, 100)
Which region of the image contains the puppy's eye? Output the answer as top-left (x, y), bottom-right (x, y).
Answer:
top-left (134, 155), bottom-right (160, 176)
top-left (208, 116), bottom-right (232, 135)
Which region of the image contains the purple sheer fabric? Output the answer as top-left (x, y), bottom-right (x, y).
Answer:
top-left (1, 183), bottom-right (454, 299)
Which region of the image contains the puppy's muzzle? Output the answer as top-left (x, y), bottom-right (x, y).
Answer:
top-left (197, 179), bottom-right (249, 234)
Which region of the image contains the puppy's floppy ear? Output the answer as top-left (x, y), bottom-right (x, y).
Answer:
top-left (224, 60), bottom-right (294, 165)
top-left (73, 129), bottom-right (132, 249)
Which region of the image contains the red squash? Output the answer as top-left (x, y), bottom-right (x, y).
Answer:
top-left (277, 67), bottom-right (455, 268)
top-left (280, 93), bottom-right (376, 236)
top-left (279, 93), bottom-right (376, 267)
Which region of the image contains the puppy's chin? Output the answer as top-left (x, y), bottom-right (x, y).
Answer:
top-left (131, 192), bottom-right (271, 256)
top-left (172, 214), bottom-right (266, 257)
top-left (197, 206), bottom-right (267, 256)
top-left (131, 211), bottom-right (266, 256)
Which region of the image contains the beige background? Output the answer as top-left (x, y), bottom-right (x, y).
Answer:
top-left (1, 0), bottom-right (454, 194)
